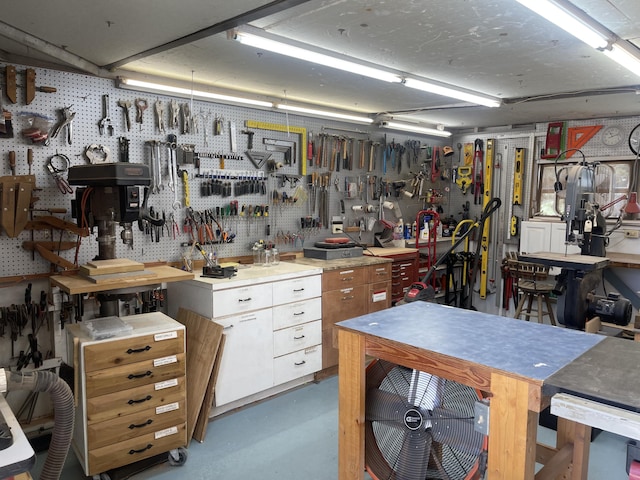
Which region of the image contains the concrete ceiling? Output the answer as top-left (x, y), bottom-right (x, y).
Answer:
top-left (1, 0), bottom-right (640, 131)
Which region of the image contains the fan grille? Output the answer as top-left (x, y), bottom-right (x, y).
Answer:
top-left (365, 360), bottom-right (486, 480)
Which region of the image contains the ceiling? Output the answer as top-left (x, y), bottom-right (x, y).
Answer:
top-left (1, 0), bottom-right (640, 131)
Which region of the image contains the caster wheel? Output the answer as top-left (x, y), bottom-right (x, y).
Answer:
top-left (168, 447), bottom-right (188, 466)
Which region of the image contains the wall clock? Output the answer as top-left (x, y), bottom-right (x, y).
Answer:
top-left (601, 125), bottom-right (624, 147)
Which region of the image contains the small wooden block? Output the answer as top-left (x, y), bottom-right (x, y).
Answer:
top-left (82, 258), bottom-right (145, 276)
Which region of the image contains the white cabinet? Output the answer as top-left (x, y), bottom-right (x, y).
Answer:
top-left (167, 263), bottom-right (322, 413)
top-left (520, 221), bottom-right (581, 255)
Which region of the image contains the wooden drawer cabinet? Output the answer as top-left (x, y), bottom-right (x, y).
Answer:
top-left (68, 313), bottom-right (186, 477)
top-left (322, 267), bottom-right (366, 290)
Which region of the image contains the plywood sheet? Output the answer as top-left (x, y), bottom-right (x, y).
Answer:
top-left (175, 308), bottom-right (223, 445)
top-left (193, 334), bottom-right (226, 443)
top-left (82, 258), bottom-right (145, 276)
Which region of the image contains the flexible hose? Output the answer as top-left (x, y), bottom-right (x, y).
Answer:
top-left (7, 370), bottom-right (74, 480)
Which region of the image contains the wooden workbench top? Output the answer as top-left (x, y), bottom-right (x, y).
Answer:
top-left (50, 265), bottom-right (194, 294)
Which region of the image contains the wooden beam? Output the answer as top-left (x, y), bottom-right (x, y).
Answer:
top-left (487, 373), bottom-right (538, 479)
top-left (338, 328), bottom-right (366, 480)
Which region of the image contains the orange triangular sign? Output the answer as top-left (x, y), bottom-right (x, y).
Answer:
top-left (566, 125), bottom-right (603, 157)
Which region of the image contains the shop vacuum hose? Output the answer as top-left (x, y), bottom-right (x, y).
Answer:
top-left (3, 369), bottom-right (74, 480)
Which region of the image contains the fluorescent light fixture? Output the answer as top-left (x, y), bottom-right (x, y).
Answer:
top-left (235, 31), bottom-right (402, 83)
top-left (118, 78), bottom-right (273, 108)
top-left (381, 121), bottom-right (452, 138)
top-left (403, 78), bottom-right (501, 108)
top-left (603, 42), bottom-right (640, 78)
top-left (276, 104), bottom-right (373, 124)
top-left (515, 0), bottom-right (609, 49)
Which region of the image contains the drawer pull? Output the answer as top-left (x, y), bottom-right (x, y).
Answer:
top-left (238, 297), bottom-right (252, 302)
top-left (127, 346), bottom-right (152, 354)
top-left (341, 295), bottom-right (355, 301)
top-left (128, 371), bottom-right (152, 380)
top-left (293, 335), bottom-right (306, 340)
top-left (293, 311), bottom-right (305, 316)
top-left (293, 288), bottom-right (305, 292)
top-left (129, 419), bottom-right (153, 429)
top-left (294, 360), bottom-right (307, 366)
top-left (129, 444), bottom-right (153, 455)
top-left (341, 277), bottom-right (354, 282)
top-left (128, 395), bottom-right (152, 405)
top-left (223, 325), bottom-right (234, 330)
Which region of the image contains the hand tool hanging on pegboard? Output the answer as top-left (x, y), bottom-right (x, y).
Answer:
top-left (511, 147), bottom-right (525, 236)
top-left (479, 138), bottom-right (495, 299)
top-left (473, 139), bottom-right (484, 205)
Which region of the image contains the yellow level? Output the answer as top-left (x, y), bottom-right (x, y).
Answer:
top-left (245, 120), bottom-right (308, 176)
top-left (513, 147), bottom-right (524, 205)
top-left (479, 138), bottom-right (494, 299)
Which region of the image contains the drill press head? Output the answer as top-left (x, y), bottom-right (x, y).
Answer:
top-left (68, 163), bottom-right (150, 255)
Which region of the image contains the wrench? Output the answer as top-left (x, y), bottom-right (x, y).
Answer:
top-left (99, 95), bottom-right (113, 136)
top-left (169, 141), bottom-right (181, 209)
top-left (117, 100), bottom-right (132, 131)
top-left (155, 100), bottom-right (165, 133)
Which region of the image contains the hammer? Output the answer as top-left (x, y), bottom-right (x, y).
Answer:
top-left (242, 130), bottom-right (255, 150)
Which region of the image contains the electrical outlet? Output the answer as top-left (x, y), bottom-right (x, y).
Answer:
top-left (624, 230), bottom-right (639, 238)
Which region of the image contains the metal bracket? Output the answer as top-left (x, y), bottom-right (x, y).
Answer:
top-left (263, 138), bottom-right (296, 165)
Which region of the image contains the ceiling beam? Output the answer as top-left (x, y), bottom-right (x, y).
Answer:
top-left (103, 0), bottom-right (315, 70)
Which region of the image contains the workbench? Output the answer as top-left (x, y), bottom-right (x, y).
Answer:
top-left (336, 302), bottom-right (614, 480)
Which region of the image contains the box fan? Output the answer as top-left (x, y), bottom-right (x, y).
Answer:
top-left (365, 359), bottom-right (488, 480)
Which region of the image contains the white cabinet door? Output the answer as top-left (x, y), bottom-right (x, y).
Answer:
top-left (550, 223), bottom-right (581, 254)
top-left (520, 221), bottom-right (551, 254)
top-left (214, 309), bottom-right (274, 406)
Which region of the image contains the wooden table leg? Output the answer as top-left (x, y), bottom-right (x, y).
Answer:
top-left (557, 417), bottom-right (591, 480)
top-left (338, 329), bottom-right (366, 480)
top-left (488, 373), bottom-right (538, 479)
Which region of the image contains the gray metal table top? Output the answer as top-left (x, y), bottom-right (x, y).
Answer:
top-left (543, 336), bottom-right (640, 413)
top-left (337, 302), bottom-right (604, 383)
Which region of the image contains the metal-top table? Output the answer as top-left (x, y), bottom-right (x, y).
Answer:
top-left (336, 302), bottom-right (606, 480)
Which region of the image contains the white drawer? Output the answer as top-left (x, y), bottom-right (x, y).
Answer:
top-left (213, 283), bottom-right (273, 318)
top-left (273, 345), bottom-right (322, 385)
top-left (273, 320), bottom-right (321, 357)
top-left (272, 297), bottom-right (322, 330)
top-left (273, 275), bottom-right (321, 306)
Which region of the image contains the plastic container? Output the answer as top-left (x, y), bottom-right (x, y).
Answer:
top-left (80, 316), bottom-right (132, 340)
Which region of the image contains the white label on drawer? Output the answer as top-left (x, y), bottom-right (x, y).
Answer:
top-left (155, 378), bottom-right (179, 390)
top-left (154, 426), bottom-right (178, 439)
top-left (372, 291), bottom-right (387, 302)
top-left (304, 346), bottom-right (318, 354)
top-left (153, 355), bottom-right (177, 367)
top-left (340, 287), bottom-right (354, 294)
top-left (239, 314), bottom-right (257, 323)
top-left (340, 270), bottom-right (354, 275)
top-left (154, 331), bottom-right (178, 341)
top-left (156, 402), bottom-right (180, 414)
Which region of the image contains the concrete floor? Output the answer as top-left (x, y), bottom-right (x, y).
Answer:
top-left (34, 375), bottom-right (630, 479)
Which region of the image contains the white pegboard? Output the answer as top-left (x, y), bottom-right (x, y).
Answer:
top-left (2, 61), bottom-right (640, 278)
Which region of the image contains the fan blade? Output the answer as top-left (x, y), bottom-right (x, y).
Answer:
top-left (409, 370), bottom-right (445, 412)
top-left (366, 387), bottom-right (408, 425)
top-left (396, 428), bottom-right (432, 480)
top-left (431, 406), bottom-right (484, 456)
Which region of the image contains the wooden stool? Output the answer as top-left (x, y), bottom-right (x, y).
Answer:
top-left (507, 256), bottom-right (557, 326)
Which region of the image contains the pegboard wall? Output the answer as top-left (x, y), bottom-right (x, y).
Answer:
top-left (0, 63), bottom-right (455, 278)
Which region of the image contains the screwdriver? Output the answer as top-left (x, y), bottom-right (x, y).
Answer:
top-left (27, 148), bottom-right (33, 175)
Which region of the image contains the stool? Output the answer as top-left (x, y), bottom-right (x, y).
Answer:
top-left (507, 257), bottom-right (557, 326)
